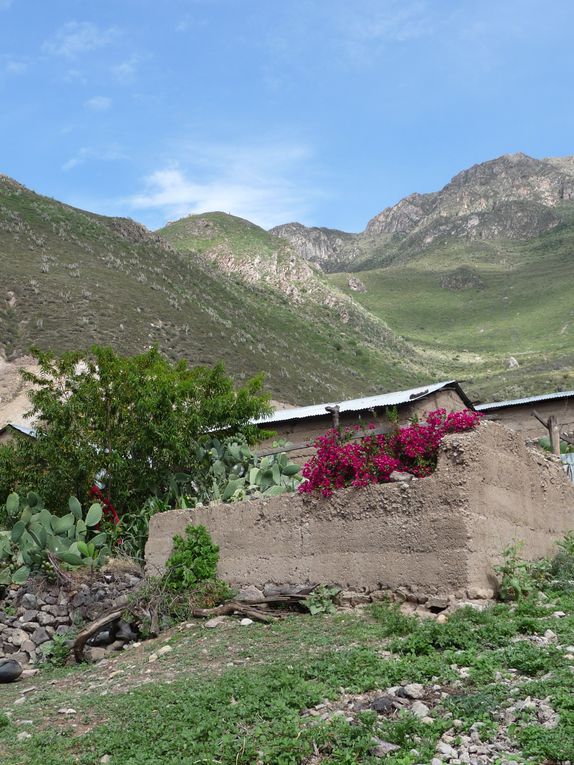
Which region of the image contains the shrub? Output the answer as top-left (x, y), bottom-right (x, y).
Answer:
top-left (1, 346), bottom-right (272, 515)
top-left (298, 408), bottom-right (481, 497)
top-left (165, 524), bottom-right (219, 592)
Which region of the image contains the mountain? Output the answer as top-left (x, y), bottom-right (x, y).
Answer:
top-left (269, 153), bottom-right (574, 401)
top-left (0, 176), bottom-right (426, 405)
top-left (272, 153), bottom-right (574, 271)
top-left (3, 151), bottom-right (574, 408)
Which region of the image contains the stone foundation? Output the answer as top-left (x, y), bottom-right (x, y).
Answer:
top-left (0, 565), bottom-right (143, 665)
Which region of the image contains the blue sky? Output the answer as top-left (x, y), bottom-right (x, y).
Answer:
top-left (2, 0), bottom-right (574, 232)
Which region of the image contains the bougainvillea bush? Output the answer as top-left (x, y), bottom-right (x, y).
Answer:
top-left (298, 408), bottom-right (482, 497)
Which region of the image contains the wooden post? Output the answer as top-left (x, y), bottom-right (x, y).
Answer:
top-left (325, 404), bottom-right (340, 429)
top-left (532, 410), bottom-right (562, 455)
top-left (548, 416), bottom-right (561, 455)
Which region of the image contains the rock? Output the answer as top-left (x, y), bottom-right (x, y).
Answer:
top-left (436, 614), bottom-right (448, 624)
top-left (30, 627), bottom-right (50, 645)
top-left (348, 276), bottom-right (367, 292)
top-left (335, 590), bottom-right (371, 606)
top-left (17, 731), bottom-right (32, 741)
top-left (372, 739), bottom-right (400, 756)
top-left (85, 647), bottom-right (107, 663)
top-left (411, 701), bottom-right (430, 718)
top-left (236, 585), bottom-right (264, 603)
top-left (205, 616), bottom-right (228, 628)
top-left (466, 587), bottom-right (494, 600)
top-left (437, 741), bottom-right (458, 758)
top-left (116, 620), bottom-right (138, 642)
top-left (106, 640), bottom-right (126, 653)
top-left (21, 640), bottom-right (36, 656)
top-left (239, 618), bottom-right (253, 626)
top-left (20, 593), bottom-right (38, 610)
top-left (552, 611), bottom-right (566, 618)
top-left (20, 609), bottom-right (39, 623)
top-left (100, 756), bottom-right (111, 764)
top-left (37, 612), bottom-right (56, 626)
top-left (403, 683), bottom-right (425, 699)
top-left (507, 356), bottom-right (519, 369)
top-left (9, 629), bottom-right (30, 647)
top-left (389, 471), bottom-right (414, 482)
top-left (157, 645), bottom-right (173, 656)
top-left (58, 708), bottom-right (76, 715)
top-left (427, 597), bottom-right (450, 611)
top-left (370, 696), bottom-right (396, 714)
top-left (148, 653), bottom-right (158, 663)
top-left (0, 659), bottom-right (23, 683)
top-left (369, 589), bottom-right (391, 602)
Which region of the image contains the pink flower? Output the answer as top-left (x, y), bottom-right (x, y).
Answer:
top-left (298, 409), bottom-right (482, 496)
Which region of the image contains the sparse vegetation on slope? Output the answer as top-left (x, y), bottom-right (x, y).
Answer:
top-left (0, 178), bottom-right (426, 405)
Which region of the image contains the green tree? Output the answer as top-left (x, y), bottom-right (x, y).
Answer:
top-left (0, 346), bottom-right (271, 514)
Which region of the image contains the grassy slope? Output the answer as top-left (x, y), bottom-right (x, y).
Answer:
top-left (330, 210), bottom-right (574, 401)
top-left (1, 588), bottom-right (573, 764)
top-left (0, 180), bottom-right (426, 405)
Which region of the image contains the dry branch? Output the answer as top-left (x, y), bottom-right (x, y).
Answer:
top-left (72, 609), bottom-right (123, 663)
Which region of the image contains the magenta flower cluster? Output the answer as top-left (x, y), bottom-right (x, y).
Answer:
top-left (298, 408), bottom-right (482, 497)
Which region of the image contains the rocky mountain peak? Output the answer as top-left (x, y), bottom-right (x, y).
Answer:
top-left (271, 152), bottom-right (574, 272)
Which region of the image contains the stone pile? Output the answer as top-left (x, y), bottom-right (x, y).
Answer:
top-left (0, 567), bottom-right (143, 666)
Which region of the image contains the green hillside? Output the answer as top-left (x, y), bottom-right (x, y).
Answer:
top-left (0, 178), bottom-right (427, 404)
top-left (330, 213), bottom-right (574, 401)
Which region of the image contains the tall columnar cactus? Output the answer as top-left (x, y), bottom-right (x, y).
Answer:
top-left (0, 492), bottom-right (109, 584)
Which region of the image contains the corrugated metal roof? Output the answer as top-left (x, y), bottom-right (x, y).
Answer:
top-left (252, 380), bottom-right (466, 425)
top-left (0, 422), bottom-right (37, 437)
top-left (476, 389), bottom-right (574, 411)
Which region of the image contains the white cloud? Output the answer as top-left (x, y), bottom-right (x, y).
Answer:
top-left (1, 55), bottom-right (26, 74)
top-left (43, 21), bottom-right (118, 58)
top-left (346, 1), bottom-right (431, 44)
top-left (84, 95), bottom-right (112, 111)
top-left (125, 141), bottom-right (320, 229)
top-left (111, 56), bottom-right (140, 84)
top-left (62, 145), bottom-right (128, 171)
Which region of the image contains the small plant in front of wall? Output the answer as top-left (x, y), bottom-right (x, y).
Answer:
top-left (494, 542), bottom-right (552, 601)
top-left (303, 585), bottom-right (341, 615)
top-left (0, 491), bottom-right (109, 585)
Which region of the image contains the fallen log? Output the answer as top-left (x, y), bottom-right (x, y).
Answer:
top-left (72, 609), bottom-right (123, 663)
top-left (190, 592), bottom-right (313, 623)
top-left (191, 601), bottom-right (277, 623)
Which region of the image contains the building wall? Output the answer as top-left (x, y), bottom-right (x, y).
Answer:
top-left (481, 398), bottom-right (574, 440)
top-left (256, 387), bottom-right (469, 463)
top-left (145, 422), bottom-right (574, 596)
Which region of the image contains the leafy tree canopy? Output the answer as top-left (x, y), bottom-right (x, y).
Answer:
top-left (0, 346), bottom-right (272, 514)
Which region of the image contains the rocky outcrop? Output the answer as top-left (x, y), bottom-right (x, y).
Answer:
top-left (269, 223), bottom-right (361, 272)
top-left (272, 153), bottom-right (574, 272)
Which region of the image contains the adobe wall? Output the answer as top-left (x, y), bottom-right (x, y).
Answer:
top-left (145, 422), bottom-right (574, 596)
top-left (481, 397), bottom-right (574, 439)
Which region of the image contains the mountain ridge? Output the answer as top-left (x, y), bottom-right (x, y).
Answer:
top-left (271, 152), bottom-right (574, 271)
